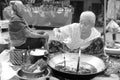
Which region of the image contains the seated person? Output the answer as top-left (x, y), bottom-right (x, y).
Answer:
top-left (49, 11), bottom-right (104, 57)
top-left (9, 1), bottom-right (49, 49)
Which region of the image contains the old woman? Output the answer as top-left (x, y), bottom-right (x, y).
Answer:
top-left (9, 1), bottom-right (49, 49)
top-left (49, 11), bottom-right (104, 56)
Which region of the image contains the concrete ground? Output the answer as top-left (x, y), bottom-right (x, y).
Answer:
top-left (1, 27), bottom-right (120, 43)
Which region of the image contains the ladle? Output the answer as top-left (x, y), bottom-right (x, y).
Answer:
top-left (58, 47), bottom-right (67, 68)
top-left (76, 48), bottom-right (81, 72)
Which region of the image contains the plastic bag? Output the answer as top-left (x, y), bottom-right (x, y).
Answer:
top-left (106, 20), bottom-right (120, 33)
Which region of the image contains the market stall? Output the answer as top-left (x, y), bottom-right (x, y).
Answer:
top-left (1, 0), bottom-right (120, 80)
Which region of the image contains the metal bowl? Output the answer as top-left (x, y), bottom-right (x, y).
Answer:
top-left (16, 68), bottom-right (51, 80)
top-left (47, 53), bottom-right (106, 80)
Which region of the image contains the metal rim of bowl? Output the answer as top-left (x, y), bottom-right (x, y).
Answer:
top-left (16, 68), bottom-right (51, 80)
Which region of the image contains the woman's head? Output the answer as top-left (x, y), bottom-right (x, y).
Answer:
top-left (10, 0), bottom-right (25, 17)
top-left (79, 11), bottom-right (96, 27)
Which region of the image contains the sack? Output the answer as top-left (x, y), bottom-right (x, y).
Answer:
top-left (9, 49), bottom-right (27, 65)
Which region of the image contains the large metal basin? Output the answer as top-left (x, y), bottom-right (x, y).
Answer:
top-left (47, 53), bottom-right (106, 80)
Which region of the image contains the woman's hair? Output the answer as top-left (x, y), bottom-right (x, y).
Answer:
top-left (79, 11), bottom-right (96, 26)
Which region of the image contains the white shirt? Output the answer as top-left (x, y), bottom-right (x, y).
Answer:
top-left (54, 23), bottom-right (101, 50)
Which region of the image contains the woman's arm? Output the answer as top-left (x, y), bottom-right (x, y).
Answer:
top-left (24, 27), bottom-right (49, 39)
top-left (14, 18), bottom-right (49, 39)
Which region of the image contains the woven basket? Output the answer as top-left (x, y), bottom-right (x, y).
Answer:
top-left (9, 49), bottom-right (27, 66)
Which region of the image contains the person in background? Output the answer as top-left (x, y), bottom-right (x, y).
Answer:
top-left (49, 11), bottom-right (104, 57)
top-left (0, 0), bottom-right (7, 20)
top-left (9, 1), bottom-right (49, 49)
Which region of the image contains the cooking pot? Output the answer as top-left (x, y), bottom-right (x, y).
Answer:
top-left (47, 53), bottom-right (106, 80)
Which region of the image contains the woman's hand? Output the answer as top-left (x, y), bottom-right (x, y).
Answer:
top-left (37, 31), bottom-right (45, 35)
top-left (53, 28), bottom-right (64, 41)
top-left (54, 28), bottom-right (61, 38)
top-left (36, 31), bottom-right (49, 39)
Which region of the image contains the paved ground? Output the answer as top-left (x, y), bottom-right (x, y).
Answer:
top-left (1, 27), bottom-right (120, 42)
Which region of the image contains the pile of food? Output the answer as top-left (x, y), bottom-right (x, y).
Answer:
top-left (30, 49), bottom-right (46, 56)
top-left (21, 59), bottom-right (47, 73)
top-left (55, 62), bottom-right (97, 75)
